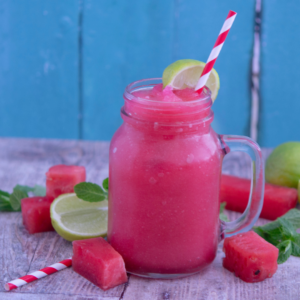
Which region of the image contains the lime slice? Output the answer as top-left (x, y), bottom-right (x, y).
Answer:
top-left (50, 193), bottom-right (108, 242)
top-left (162, 59), bottom-right (220, 102)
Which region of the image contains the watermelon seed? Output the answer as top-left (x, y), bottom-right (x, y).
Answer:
top-left (254, 270), bottom-right (260, 275)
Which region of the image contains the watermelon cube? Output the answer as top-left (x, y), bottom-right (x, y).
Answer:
top-left (223, 231), bottom-right (279, 283)
top-left (221, 174), bottom-right (298, 220)
top-left (46, 165), bottom-right (86, 200)
top-left (21, 196), bottom-right (54, 234)
top-left (73, 238), bottom-right (128, 291)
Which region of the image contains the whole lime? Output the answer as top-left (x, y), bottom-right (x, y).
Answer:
top-left (266, 142), bottom-right (300, 188)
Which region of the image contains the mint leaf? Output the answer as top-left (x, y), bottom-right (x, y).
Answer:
top-left (32, 185), bottom-right (46, 196)
top-left (280, 209), bottom-right (300, 229)
top-left (13, 185), bottom-right (33, 194)
top-left (13, 184), bottom-right (46, 197)
top-left (254, 209), bottom-right (300, 235)
top-left (259, 219), bottom-right (298, 247)
top-left (253, 226), bottom-right (270, 241)
top-left (220, 202), bottom-right (226, 213)
top-left (0, 190), bottom-right (10, 199)
top-left (254, 210), bottom-right (300, 238)
top-left (259, 227), bottom-right (283, 246)
top-left (219, 202), bottom-right (229, 222)
top-left (277, 240), bottom-right (292, 264)
top-left (291, 238), bottom-right (300, 257)
top-left (0, 200), bottom-right (14, 211)
top-left (253, 210), bottom-right (300, 264)
top-left (74, 182), bottom-right (107, 202)
top-left (0, 184), bottom-right (46, 212)
top-left (102, 178), bottom-right (109, 192)
top-left (278, 219), bottom-right (297, 239)
top-left (220, 213), bottom-right (229, 222)
top-left (0, 190), bottom-right (13, 211)
top-left (255, 221), bottom-right (281, 233)
top-left (0, 190), bottom-right (14, 211)
top-left (9, 190), bottom-right (28, 211)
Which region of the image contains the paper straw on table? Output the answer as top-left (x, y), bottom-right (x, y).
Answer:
top-left (5, 257), bottom-right (72, 291)
top-left (195, 10), bottom-right (237, 93)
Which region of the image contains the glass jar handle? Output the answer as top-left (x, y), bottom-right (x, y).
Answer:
top-left (219, 135), bottom-right (265, 238)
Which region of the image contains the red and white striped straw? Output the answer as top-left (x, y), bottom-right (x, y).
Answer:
top-left (195, 10), bottom-right (237, 92)
top-left (5, 257), bottom-right (72, 291)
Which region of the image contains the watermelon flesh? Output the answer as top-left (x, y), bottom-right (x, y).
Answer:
top-left (73, 238), bottom-right (128, 291)
top-left (22, 164), bottom-right (86, 234)
top-left (221, 174), bottom-right (298, 220)
top-left (21, 196), bottom-right (54, 234)
top-left (46, 164), bottom-right (86, 200)
top-left (223, 231), bottom-right (278, 283)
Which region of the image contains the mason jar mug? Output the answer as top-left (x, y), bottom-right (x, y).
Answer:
top-left (107, 79), bottom-right (264, 279)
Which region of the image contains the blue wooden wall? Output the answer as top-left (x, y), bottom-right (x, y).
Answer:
top-left (0, 0), bottom-right (298, 147)
top-left (260, 0), bottom-right (300, 147)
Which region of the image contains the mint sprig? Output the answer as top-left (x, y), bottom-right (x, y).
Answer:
top-left (14, 184), bottom-right (46, 196)
top-left (220, 202), bottom-right (229, 222)
top-left (0, 190), bottom-right (14, 211)
top-left (0, 184), bottom-right (46, 212)
top-left (10, 189), bottom-right (28, 211)
top-left (31, 185), bottom-right (47, 196)
top-left (277, 240), bottom-right (292, 264)
top-left (102, 178), bottom-right (108, 192)
top-left (254, 209), bottom-right (300, 264)
top-left (219, 204), bottom-right (300, 264)
top-left (74, 178), bottom-right (108, 202)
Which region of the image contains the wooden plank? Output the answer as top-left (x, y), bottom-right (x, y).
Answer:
top-left (260, 0), bottom-right (300, 147)
top-left (0, 138), bottom-right (110, 192)
top-left (174, 0), bottom-right (256, 137)
top-left (0, 294), bottom-right (120, 300)
top-left (0, 1), bottom-right (79, 139)
top-left (82, 0), bottom-right (174, 140)
top-left (123, 254), bottom-right (300, 300)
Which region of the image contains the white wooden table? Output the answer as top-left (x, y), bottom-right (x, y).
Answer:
top-left (0, 138), bottom-right (299, 300)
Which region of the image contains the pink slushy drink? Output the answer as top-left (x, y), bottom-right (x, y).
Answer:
top-left (108, 79), bottom-right (224, 278)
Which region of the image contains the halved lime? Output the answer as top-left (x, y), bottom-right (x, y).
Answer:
top-left (162, 59), bottom-right (220, 102)
top-left (50, 193), bottom-right (108, 242)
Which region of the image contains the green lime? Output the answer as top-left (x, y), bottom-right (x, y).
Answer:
top-left (50, 193), bottom-right (108, 242)
top-left (265, 142), bottom-right (300, 188)
top-left (162, 59), bottom-right (220, 102)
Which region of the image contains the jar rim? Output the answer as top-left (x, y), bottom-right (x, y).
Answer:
top-left (123, 78), bottom-right (212, 105)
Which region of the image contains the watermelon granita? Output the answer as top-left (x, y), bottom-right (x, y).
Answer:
top-left (221, 174), bottom-right (298, 220)
top-left (223, 231), bottom-right (279, 283)
top-left (73, 237), bottom-right (128, 291)
top-left (134, 83), bottom-right (204, 102)
top-left (46, 165), bottom-right (86, 200)
top-left (21, 196), bottom-right (54, 234)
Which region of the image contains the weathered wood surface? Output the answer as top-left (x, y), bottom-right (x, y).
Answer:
top-left (0, 138), bottom-right (299, 300)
